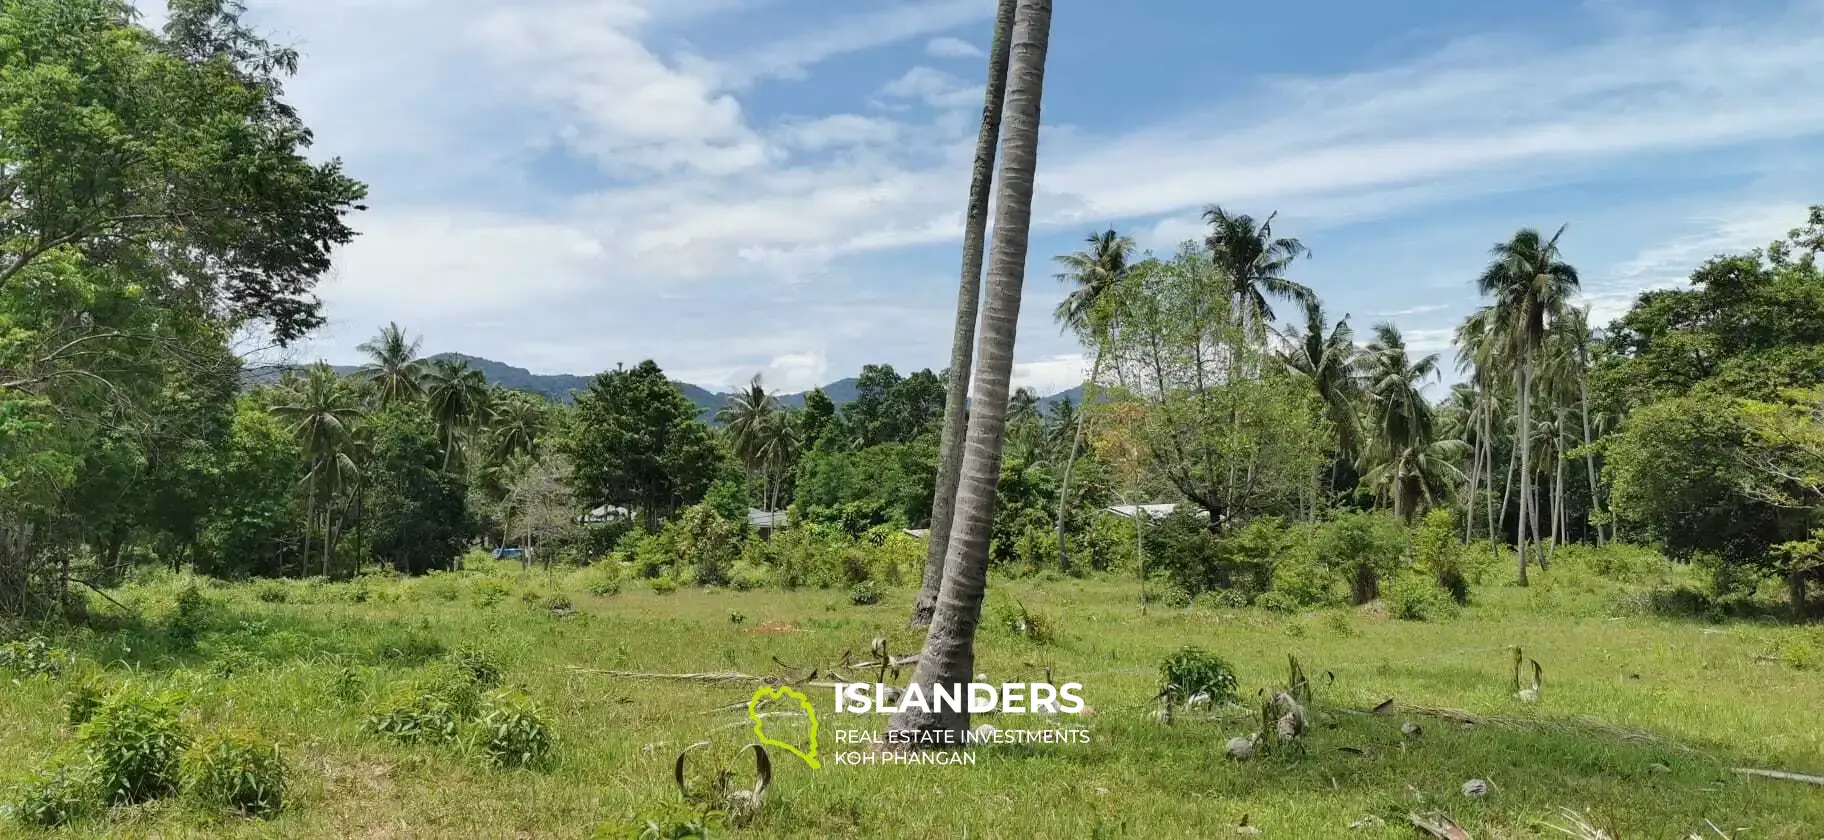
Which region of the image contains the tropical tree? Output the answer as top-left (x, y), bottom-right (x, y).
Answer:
top-left (269, 364), bottom-right (360, 576)
top-left (914, 0), bottom-right (1018, 628)
top-left (1357, 324), bottom-right (1462, 523)
top-left (356, 322), bottom-right (425, 407)
top-left (1202, 206), bottom-right (1313, 338)
top-left (1277, 300), bottom-right (1362, 489)
top-left (1474, 225), bottom-right (1579, 584)
top-left (894, 0), bottom-right (1051, 741)
top-left (424, 358), bottom-right (489, 470)
top-left (717, 374), bottom-right (780, 504)
top-left (1050, 228), bottom-right (1135, 571)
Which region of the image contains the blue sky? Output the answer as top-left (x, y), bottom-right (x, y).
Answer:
top-left (141, 0), bottom-right (1824, 394)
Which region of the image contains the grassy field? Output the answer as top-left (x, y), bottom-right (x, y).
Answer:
top-left (3, 556), bottom-right (1823, 839)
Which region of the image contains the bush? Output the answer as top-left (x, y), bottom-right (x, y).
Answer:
top-left (371, 630), bottom-right (446, 665)
top-left (472, 691), bottom-right (556, 769)
top-left (447, 648), bottom-right (504, 689)
top-left (728, 562), bottom-right (771, 592)
top-left (167, 584), bottom-right (214, 649)
top-left (77, 686), bottom-right (189, 804)
top-left (66, 679), bottom-right (107, 725)
top-left (1414, 509), bottom-right (1469, 604)
top-left (473, 578), bottom-right (512, 608)
top-left (254, 581), bottom-right (290, 604)
top-left (648, 577), bottom-right (679, 596)
top-left (182, 733), bottom-right (287, 817)
top-left (1317, 511), bottom-right (1405, 605)
top-left (1158, 647), bottom-right (1239, 706)
top-left (1386, 573), bottom-right (1459, 622)
top-left (996, 599), bottom-right (1056, 645)
top-left (5, 759), bottom-right (94, 828)
top-left (848, 580), bottom-right (883, 606)
top-left (0, 636), bottom-right (70, 678)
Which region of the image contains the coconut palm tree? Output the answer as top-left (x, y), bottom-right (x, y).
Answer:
top-left (424, 358), bottom-right (489, 470)
top-left (488, 396), bottom-right (546, 465)
top-left (271, 364), bottom-right (361, 576)
top-left (894, 0), bottom-right (1051, 742)
top-left (356, 322), bottom-right (425, 407)
top-left (914, 0), bottom-right (1018, 630)
top-left (1475, 225), bottom-right (1579, 585)
top-left (1202, 206), bottom-right (1313, 338)
top-left (1050, 227), bottom-right (1135, 570)
top-left (1276, 300), bottom-right (1362, 488)
top-left (755, 411), bottom-right (801, 514)
top-left (1356, 324), bottom-right (1463, 523)
top-left (717, 374), bottom-right (779, 503)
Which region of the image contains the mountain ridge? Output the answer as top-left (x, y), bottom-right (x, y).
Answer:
top-left (242, 354), bottom-right (1084, 419)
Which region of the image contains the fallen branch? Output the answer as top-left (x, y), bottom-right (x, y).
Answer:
top-left (567, 667), bottom-right (840, 690)
top-left (1733, 767), bottom-right (1824, 786)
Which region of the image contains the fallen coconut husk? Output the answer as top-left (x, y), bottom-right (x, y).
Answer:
top-left (1409, 811), bottom-right (1471, 839)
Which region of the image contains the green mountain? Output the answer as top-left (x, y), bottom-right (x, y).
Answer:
top-left (242, 357), bottom-right (1076, 421)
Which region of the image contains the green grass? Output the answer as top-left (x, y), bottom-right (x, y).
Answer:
top-left (3, 557), bottom-right (1822, 838)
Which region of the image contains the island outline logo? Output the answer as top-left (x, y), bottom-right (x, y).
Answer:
top-left (748, 685), bottom-right (821, 769)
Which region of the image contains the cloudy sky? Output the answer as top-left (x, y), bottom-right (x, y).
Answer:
top-left (141, 0), bottom-right (1824, 395)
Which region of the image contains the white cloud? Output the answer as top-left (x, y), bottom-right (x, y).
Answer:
top-left (225, 0), bottom-right (1824, 388)
top-left (1009, 354), bottom-right (1089, 396)
top-left (925, 35), bottom-right (983, 59)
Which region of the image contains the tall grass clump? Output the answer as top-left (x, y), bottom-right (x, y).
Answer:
top-left (182, 732), bottom-right (288, 817)
top-left (77, 685), bottom-right (190, 804)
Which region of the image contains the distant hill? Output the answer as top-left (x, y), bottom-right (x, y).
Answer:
top-left (242, 357), bottom-right (1079, 421)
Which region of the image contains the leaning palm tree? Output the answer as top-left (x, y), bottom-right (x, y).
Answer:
top-left (1202, 206), bottom-right (1313, 338)
top-left (1050, 227), bottom-right (1135, 571)
top-left (1276, 300), bottom-right (1362, 489)
top-left (423, 358), bottom-right (489, 470)
top-left (913, 0), bottom-right (1018, 629)
top-left (1475, 225), bottom-right (1579, 585)
top-left (356, 322), bottom-right (425, 407)
top-left (894, 0), bottom-right (1051, 742)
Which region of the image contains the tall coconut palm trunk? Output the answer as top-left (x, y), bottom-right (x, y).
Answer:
top-left (1052, 348), bottom-right (1101, 571)
top-left (1577, 363), bottom-right (1604, 546)
top-left (1515, 361), bottom-right (1533, 586)
top-left (912, 0), bottom-right (1017, 629)
top-left (893, 0), bottom-right (1050, 741)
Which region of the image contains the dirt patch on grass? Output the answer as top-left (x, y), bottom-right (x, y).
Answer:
top-left (745, 620), bottom-right (799, 634)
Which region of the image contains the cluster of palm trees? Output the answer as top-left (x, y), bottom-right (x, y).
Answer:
top-left (263, 323), bottom-right (548, 575)
top-left (1049, 211), bottom-right (1606, 584)
top-left (714, 376), bottom-right (801, 513)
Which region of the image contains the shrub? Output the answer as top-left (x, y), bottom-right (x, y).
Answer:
top-left (1414, 509), bottom-right (1469, 604)
top-left (0, 636), bottom-right (70, 678)
top-left (5, 759), bottom-right (94, 828)
top-left (1386, 573), bottom-right (1459, 622)
top-left (447, 648), bottom-right (504, 689)
top-left (1317, 511), bottom-right (1406, 605)
top-left (365, 683), bottom-right (466, 746)
top-left (648, 577), bottom-right (680, 596)
top-left (168, 584), bottom-right (213, 649)
top-left (330, 665), bottom-right (370, 704)
top-left (1157, 582), bottom-right (1193, 609)
top-left (472, 691), bottom-right (556, 769)
top-left (182, 733), bottom-right (287, 817)
top-left (588, 576), bottom-right (623, 597)
top-left (848, 580), bottom-right (883, 606)
top-left (1158, 647), bottom-right (1238, 706)
top-left (542, 595), bottom-right (574, 613)
top-left (77, 686), bottom-right (189, 804)
top-left (727, 562), bottom-right (771, 592)
top-left (371, 630), bottom-right (446, 665)
top-left (254, 581), bottom-right (289, 604)
top-left (66, 679), bottom-right (107, 725)
top-left (473, 578), bottom-right (512, 608)
top-left (996, 599), bottom-right (1056, 645)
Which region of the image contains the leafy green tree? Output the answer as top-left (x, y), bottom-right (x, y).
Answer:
top-left (562, 360), bottom-right (724, 529)
top-left (799, 387), bottom-right (837, 452)
top-left (196, 400), bottom-right (304, 578)
top-left (363, 406), bottom-right (469, 575)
